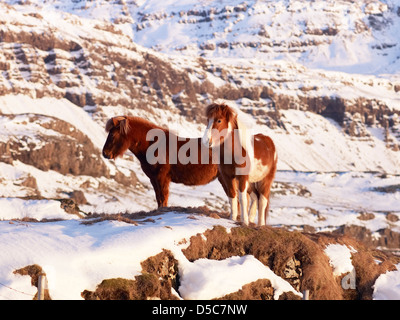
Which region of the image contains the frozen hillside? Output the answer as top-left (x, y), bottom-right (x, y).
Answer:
top-left (1, 0), bottom-right (400, 175)
top-left (1, 207), bottom-right (399, 300)
top-left (9, 0), bottom-right (400, 75)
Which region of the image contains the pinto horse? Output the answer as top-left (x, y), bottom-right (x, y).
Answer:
top-left (102, 116), bottom-right (227, 208)
top-left (203, 103), bottom-right (277, 226)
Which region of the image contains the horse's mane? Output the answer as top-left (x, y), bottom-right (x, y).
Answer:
top-left (105, 116), bottom-right (162, 135)
top-left (205, 103), bottom-right (238, 129)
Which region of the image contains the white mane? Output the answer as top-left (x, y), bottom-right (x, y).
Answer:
top-left (232, 110), bottom-right (255, 175)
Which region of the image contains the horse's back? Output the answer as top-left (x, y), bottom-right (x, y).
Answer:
top-left (170, 137), bottom-right (219, 185)
top-left (253, 134), bottom-right (276, 163)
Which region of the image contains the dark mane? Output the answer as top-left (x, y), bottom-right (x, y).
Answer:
top-left (105, 116), bottom-right (161, 135)
top-left (105, 117), bottom-right (116, 133)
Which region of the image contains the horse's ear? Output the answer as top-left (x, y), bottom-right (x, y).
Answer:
top-left (119, 118), bottom-right (130, 135)
top-left (105, 118), bottom-right (114, 132)
top-left (105, 116), bottom-right (130, 134)
top-left (112, 117), bottom-right (121, 128)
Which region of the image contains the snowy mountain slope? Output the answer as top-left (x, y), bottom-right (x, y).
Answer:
top-left (0, 0), bottom-right (399, 211)
top-left (10, 0), bottom-right (400, 75)
top-left (132, 0), bottom-right (400, 75)
top-left (1, 1), bottom-right (400, 175)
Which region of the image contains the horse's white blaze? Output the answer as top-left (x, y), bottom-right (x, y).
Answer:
top-left (202, 119), bottom-right (213, 146)
top-left (204, 119), bottom-right (234, 148)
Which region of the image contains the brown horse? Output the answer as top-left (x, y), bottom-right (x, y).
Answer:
top-left (203, 103), bottom-right (277, 226)
top-left (102, 116), bottom-right (227, 207)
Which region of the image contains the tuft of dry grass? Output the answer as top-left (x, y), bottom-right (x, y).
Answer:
top-left (81, 205), bottom-right (228, 226)
top-left (14, 264), bottom-right (51, 300)
top-left (82, 249), bottom-right (180, 300)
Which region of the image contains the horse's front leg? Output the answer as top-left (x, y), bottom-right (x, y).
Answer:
top-left (149, 171), bottom-right (170, 208)
top-left (238, 176), bottom-right (249, 225)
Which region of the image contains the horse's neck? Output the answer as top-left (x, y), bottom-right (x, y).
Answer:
top-left (236, 118), bottom-right (253, 152)
top-left (221, 118), bottom-right (254, 176)
top-left (232, 118), bottom-right (254, 159)
top-left (128, 118), bottom-right (162, 155)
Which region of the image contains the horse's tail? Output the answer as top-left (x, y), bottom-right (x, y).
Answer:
top-left (264, 141), bottom-right (278, 223)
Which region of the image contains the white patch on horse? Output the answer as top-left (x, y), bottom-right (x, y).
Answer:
top-left (237, 119), bottom-right (253, 158)
top-left (248, 157), bottom-right (269, 183)
top-left (234, 119), bottom-right (255, 176)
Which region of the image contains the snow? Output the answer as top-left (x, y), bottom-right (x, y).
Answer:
top-left (268, 109), bottom-right (400, 173)
top-left (0, 95), bottom-right (106, 150)
top-left (324, 244), bottom-right (356, 276)
top-left (2, 167), bottom-right (400, 299)
top-left (5, 0), bottom-right (400, 75)
top-left (271, 171), bottom-right (400, 234)
top-left (373, 264), bottom-right (400, 300)
top-left (178, 255), bottom-right (301, 300)
top-left (0, 198), bottom-right (73, 221)
top-left (0, 211), bottom-right (301, 300)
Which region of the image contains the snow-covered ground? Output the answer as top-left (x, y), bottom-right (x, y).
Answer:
top-left (272, 171), bottom-right (400, 234)
top-left (373, 266), bottom-right (400, 299)
top-left (0, 195), bottom-right (399, 300)
top-left (0, 210), bottom-right (301, 300)
top-left (324, 243), bottom-right (400, 299)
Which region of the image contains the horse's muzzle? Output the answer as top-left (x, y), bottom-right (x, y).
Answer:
top-left (202, 132), bottom-right (214, 148)
top-left (102, 149), bottom-right (112, 159)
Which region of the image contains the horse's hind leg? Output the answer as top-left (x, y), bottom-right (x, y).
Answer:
top-left (258, 194), bottom-right (268, 226)
top-left (248, 189), bottom-right (258, 224)
top-left (237, 177), bottom-right (250, 225)
top-left (149, 177), bottom-right (161, 207)
top-left (257, 168), bottom-right (276, 226)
